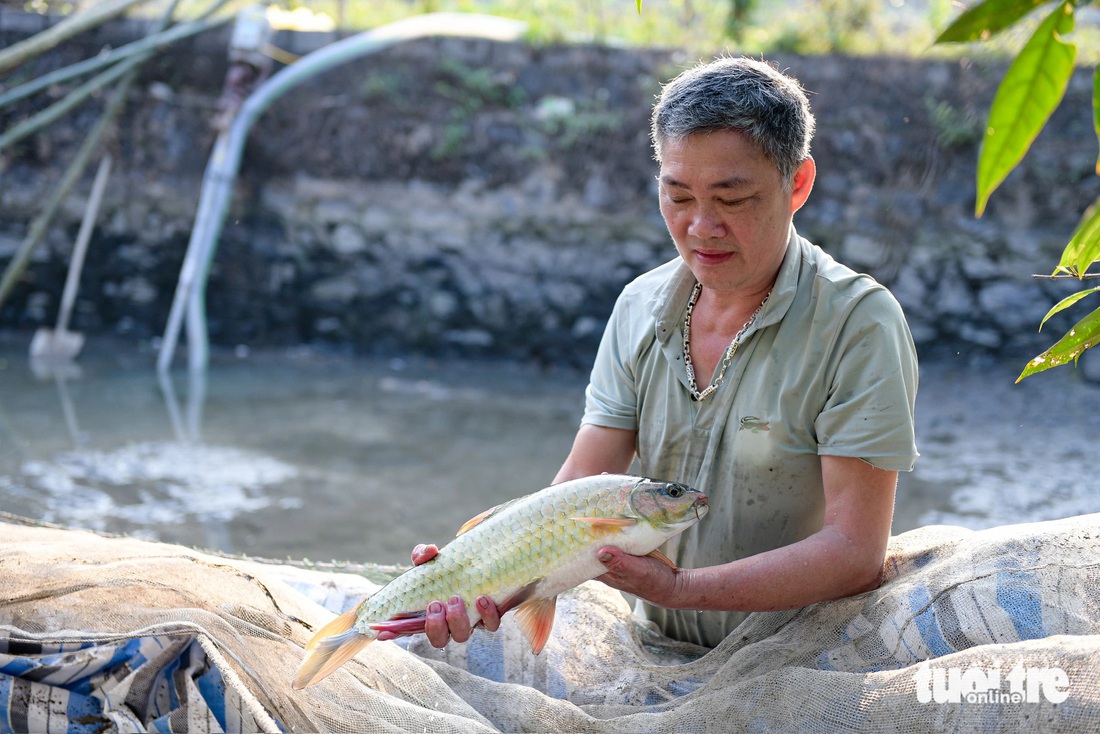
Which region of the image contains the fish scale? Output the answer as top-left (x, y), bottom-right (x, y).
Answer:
top-left (293, 474), bottom-right (708, 689)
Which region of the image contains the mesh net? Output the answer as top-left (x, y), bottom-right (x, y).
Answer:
top-left (1, 513), bottom-right (1098, 732)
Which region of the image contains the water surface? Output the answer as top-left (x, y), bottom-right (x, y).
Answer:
top-left (0, 337), bottom-right (583, 564)
top-left (1, 335), bottom-right (1097, 564)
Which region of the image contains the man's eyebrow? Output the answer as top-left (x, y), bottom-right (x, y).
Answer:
top-left (659, 175), bottom-right (754, 190)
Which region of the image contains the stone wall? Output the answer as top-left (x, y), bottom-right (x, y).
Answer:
top-left (2, 12), bottom-right (1097, 366)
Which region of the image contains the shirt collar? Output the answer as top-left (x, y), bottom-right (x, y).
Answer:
top-left (753, 224), bottom-right (802, 332)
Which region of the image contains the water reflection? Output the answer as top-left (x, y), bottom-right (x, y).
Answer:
top-left (159, 364), bottom-right (205, 443)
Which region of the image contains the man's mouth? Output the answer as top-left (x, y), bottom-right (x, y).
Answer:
top-left (693, 250), bottom-right (734, 265)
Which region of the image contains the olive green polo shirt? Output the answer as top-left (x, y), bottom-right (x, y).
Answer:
top-left (582, 227), bottom-right (919, 648)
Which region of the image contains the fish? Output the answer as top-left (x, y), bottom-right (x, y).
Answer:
top-left (292, 473), bottom-right (708, 689)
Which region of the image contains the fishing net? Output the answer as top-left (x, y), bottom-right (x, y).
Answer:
top-left (1, 512), bottom-right (1098, 733)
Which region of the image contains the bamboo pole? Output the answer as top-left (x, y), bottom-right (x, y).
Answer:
top-left (0, 57), bottom-right (135, 153)
top-left (55, 153), bottom-right (113, 336)
top-left (0, 0), bottom-right (151, 76)
top-left (0, 0), bottom-right (224, 153)
top-left (0, 15), bottom-right (229, 111)
top-left (157, 13), bottom-right (528, 373)
top-left (0, 82), bottom-right (128, 310)
top-left (0, 0), bottom-right (185, 311)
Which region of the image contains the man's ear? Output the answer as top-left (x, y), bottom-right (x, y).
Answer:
top-left (789, 156), bottom-right (816, 214)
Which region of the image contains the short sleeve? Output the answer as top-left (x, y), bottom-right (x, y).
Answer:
top-left (581, 293), bottom-right (640, 431)
top-left (815, 289), bottom-right (919, 472)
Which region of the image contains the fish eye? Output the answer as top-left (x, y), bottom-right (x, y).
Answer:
top-left (668, 485), bottom-right (683, 498)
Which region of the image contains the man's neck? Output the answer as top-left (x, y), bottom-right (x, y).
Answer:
top-left (693, 283), bottom-right (773, 339)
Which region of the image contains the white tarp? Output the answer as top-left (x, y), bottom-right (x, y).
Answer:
top-left (0, 513), bottom-right (1097, 732)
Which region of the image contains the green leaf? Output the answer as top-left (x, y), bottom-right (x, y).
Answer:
top-left (636, 0), bottom-right (642, 11)
top-left (975, 1), bottom-right (1077, 217)
top-left (1037, 286), bottom-right (1100, 330)
top-left (1058, 196), bottom-right (1100, 276)
top-left (1093, 66), bottom-right (1100, 173)
top-left (1017, 304), bottom-right (1100, 381)
top-left (935, 0), bottom-right (1054, 44)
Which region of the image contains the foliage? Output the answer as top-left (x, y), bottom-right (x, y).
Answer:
top-left (284, 0), bottom-right (979, 58)
top-left (723, 0), bottom-right (757, 42)
top-left (924, 96), bottom-right (984, 149)
top-left (935, 0), bottom-right (1100, 381)
top-left (429, 57), bottom-right (526, 160)
top-left (530, 95), bottom-right (623, 149)
top-left (19, 0), bottom-right (1100, 61)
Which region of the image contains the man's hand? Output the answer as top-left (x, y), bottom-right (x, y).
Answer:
top-left (595, 545), bottom-right (682, 607)
top-left (373, 543), bottom-right (502, 647)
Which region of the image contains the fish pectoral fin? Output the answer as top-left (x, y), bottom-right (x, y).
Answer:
top-left (645, 548), bottom-right (679, 570)
top-left (294, 607), bottom-right (373, 689)
top-left (496, 580), bottom-right (538, 617)
top-left (571, 516), bottom-right (636, 537)
top-left (512, 595), bottom-right (557, 655)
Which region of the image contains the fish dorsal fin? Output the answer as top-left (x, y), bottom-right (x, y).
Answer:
top-left (570, 516), bottom-right (636, 537)
top-left (513, 595), bottom-right (557, 655)
top-left (456, 506), bottom-right (497, 536)
top-left (456, 496), bottom-right (525, 536)
top-left (646, 548), bottom-right (679, 570)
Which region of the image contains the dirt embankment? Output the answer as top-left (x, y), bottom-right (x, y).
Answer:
top-left (1, 15), bottom-right (1097, 363)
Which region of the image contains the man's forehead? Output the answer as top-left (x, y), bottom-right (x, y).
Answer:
top-left (656, 130), bottom-right (778, 187)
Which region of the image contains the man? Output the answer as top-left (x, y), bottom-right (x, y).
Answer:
top-left (398, 56), bottom-right (918, 650)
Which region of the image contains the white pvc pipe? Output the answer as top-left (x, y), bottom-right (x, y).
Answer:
top-left (157, 13), bottom-right (527, 375)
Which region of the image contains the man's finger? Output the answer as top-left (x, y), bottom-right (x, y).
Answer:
top-left (445, 595), bottom-right (472, 643)
top-left (597, 546), bottom-right (627, 576)
top-left (476, 595), bottom-right (501, 632)
top-left (412, 544), bottom-right (439, 566)
top-left (424, 600), bottom-right (450, 648)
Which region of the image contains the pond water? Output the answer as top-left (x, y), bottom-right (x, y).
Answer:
top-left (1, 334), bottom-right (1097, 565)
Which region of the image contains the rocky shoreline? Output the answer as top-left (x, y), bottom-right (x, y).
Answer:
top-left (2, 14), bottom-right (1098, 368)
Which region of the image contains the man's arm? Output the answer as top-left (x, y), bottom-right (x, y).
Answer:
top-left (553, 423), bottom-right (638, 483)
top-left (596, 454), bottom-right (897, 611)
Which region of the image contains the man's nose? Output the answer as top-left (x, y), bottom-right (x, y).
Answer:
top-left (686, 206), bottom-right (726, 239)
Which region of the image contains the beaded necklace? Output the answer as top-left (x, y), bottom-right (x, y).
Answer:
top-left (682, 282), bottom-right (770, 402)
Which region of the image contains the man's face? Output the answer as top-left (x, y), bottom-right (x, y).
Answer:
top-left (657, 130), bottom-right (814, 294)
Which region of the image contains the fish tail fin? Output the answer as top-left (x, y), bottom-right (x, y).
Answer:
top-left (293, 607), bottom-right (374, 689)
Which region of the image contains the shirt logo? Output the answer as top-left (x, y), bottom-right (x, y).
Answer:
top-left (739, 416), bottom-right (771, 433)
